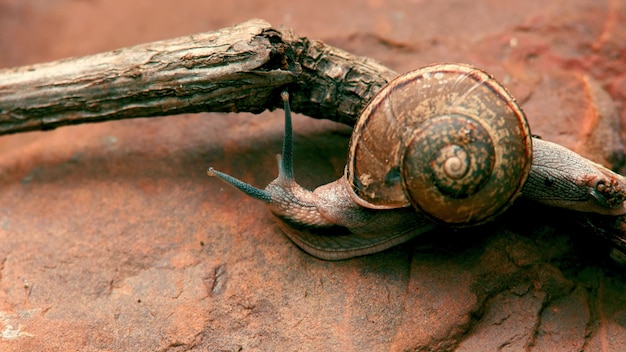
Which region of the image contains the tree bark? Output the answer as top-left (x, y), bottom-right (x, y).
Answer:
top-left (0, 18), bottom-right (394, 135)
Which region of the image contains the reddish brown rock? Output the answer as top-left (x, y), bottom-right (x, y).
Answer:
top-left (1, 0), bottom-right (626, 351)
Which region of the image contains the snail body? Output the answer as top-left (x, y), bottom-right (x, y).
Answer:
top-left (208, 64), bottom-right (626, 260)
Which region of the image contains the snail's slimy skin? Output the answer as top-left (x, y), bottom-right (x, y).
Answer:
top-left (208, 65), bottom-right (626, 260)
top-left (522, 138), bottom-right (626, 216)
top-left (268, 179), bottom-right (435, 260)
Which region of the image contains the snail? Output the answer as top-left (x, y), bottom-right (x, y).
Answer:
top-left (208, 63), bottom-right (626, 260)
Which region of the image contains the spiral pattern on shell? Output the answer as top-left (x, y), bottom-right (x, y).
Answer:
top-left (345, 64), bottom-right (532, 226)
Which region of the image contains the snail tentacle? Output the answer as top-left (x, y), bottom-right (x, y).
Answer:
top-left (278, 91), bottom-right (294, 181)
top-left (208, 92), bottom-right (333, 228)
top-left (207, 167), bottom-right (272, 202)
top-left (207, 92), bottom-right (295, 201)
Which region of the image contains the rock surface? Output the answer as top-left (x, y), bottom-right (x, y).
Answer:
top-left (1, 0), bottom-right (626, 351)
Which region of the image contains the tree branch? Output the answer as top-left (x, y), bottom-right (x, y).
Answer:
top-left (0, 18), bottom-right (394, 135)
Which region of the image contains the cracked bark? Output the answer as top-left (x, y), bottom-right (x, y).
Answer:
top-left (1, 18), bottom-right (626, 255)
top-left (0, 18), bottom-right (394, 135)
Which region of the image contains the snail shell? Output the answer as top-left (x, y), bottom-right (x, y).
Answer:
top-left (346, 64), bottom-right (533, 226)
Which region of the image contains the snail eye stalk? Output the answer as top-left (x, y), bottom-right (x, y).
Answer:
top-left (207, 167), bottom-right (272, 202)
top-left (207, 90), bottom-right (295, 203)
top-left (278, 91), bottom-right (294, 182)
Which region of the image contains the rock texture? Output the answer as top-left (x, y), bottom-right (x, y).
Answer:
top-left (1, 0), bottom-right (626, 351)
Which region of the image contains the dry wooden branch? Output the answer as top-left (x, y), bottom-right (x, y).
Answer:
top-left (1, 18), bottom-right (625, 256)
top-left (0, 18), bottom-right (394, 135)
